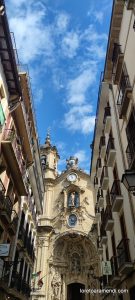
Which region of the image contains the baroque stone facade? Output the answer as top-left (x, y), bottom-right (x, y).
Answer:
top-left (31, 137), bottom-right (100, 300)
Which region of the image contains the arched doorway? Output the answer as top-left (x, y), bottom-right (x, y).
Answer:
top-left (67, 283), bottom-right (85, 300)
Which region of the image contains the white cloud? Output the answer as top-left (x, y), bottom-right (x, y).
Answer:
top-left (67, 67), bottom-right (96, 105)
top-left (87, 10), bottom-right (104, 24)
top-left (87, 44), bottom-right (106, 59)
top-left (63, 64), bottom-right (96, 134)
top-left (9, 11), bottom-right (54, 63)
top-left (64, 106), bottom-right (95, 135)
top-left (61, 31), bottom-right (80, 58)
top-left (82, 25), bottom-right (107, 43)
top-left (74, 150), bottom-right (86, 163)
top-left (94, 11), bottom-right (104, 24)
top-left (56, 13), bottom-right (70, 33)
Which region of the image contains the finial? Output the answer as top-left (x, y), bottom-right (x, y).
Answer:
top-left (45, 128), bottom-right (51, 145)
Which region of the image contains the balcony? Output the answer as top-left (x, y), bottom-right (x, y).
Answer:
top-left (106, 137), bottom-right (116, 167)
top-left (103, 106), bottom-right (111, 133)
top-left (126, 139), bottom-right (135, 169)
top-left (99, 136), bottom-right (106, 158)
top-left (100, 224), bottom-right (107, 245)
top-left (18, 227), bottom-right (26, 246)
top-left (112, 43), bottom-right (124, 85)
top-left (21, 278), bottom-right (31, 296)
top-left (103, 205), bottom-right (114, 231)
top-left (110, 180), bottom-right (123, 212)
top-left (8, 211), bottom-right (19, 235)
top-left (110, 256), bottom-right (120, 285)
top-left (97, 187), bottom-right (104, 208)
top-left (96, 158), bottom-right (102, 178)
top-left (95, 206), bottom-right (101, 220)
top-left (117, 73), bottom-right (132, 119)
top-left (0, 194), bottom-right (12, 224)
top-left (125, 0), bottom-right (135, 10)
top-left (1, 129), bottom-right (27, 196)
top-left (94, 175), bottom-right (98, 190)
top-left (100, 166), bottom-right (109, 190)
top-left (10, 271), bottom-right (31, 296)
top-left (117, 238), bottom-right (133, 274)
top-left (97, 238), bottom-right (103, 255)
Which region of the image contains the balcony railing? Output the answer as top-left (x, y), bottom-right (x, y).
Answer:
top-left (125, 0), bottom-right (135, 10)
top-left (0, 195), bottom-right (12, 220)
top-left (96, 158), bottom-right (102, 172)
top-left (11, 271), bottom-right (31, 296)
top-left (100, 166), bottom-right (109, 189)
top-left (101, 204), bottom-right (113, 231)
top-left (100, 223), bottom-right (107, 238)
top-left (97, 187), bottom-right (104, 208)
top-left (106, 137), bottom-right (115, 163)
top-left (112, 43), bottom-right (122, 65)
top-left (112, 43), bottom-right (124, 84)
top-left (126, 139), bottom-right (135, 169)
top-left (2, 129), bottom-right (26, 174)
top-left (21, 101), bottom-right (33, 146)
top-left (117, 238), bottom-right (131, 268)
top-left (99, 136), bottom-right (106, 151)
top-left (8, 211), bottom-right (19, 235)
top-left (18, 227), bottom-right (26, 245)
top-left (117, 72), bottom-right (132, 118)
top-left (110, 256), bottom-right (119, 277)
top-left (110, 180), bottom-right (123, 209)
top-left (103, 107), bottom-right (111, 124)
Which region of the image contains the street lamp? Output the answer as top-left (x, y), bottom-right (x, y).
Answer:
top-left (121, 170), bottom-right (135, 192)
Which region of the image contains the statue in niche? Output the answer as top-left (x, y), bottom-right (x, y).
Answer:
top-left (51, 271), bottom-right (61, 300)
top-left (68, 191), bottom-right (79, 207)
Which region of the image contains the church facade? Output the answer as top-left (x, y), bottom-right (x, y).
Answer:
top-left (31, 134), bottom-right (100, 300)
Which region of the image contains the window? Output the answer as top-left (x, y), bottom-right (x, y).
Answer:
top-left (126, 110), bottom-right (135, 142)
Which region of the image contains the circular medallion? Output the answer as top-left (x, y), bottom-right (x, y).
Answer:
top-left (68, 214), bottom-right (77, 227)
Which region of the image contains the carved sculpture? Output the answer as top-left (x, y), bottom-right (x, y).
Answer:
top-left (51, 271), bottom-right (61, 300)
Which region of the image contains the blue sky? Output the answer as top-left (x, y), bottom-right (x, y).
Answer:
top-left (6, 0), bottom-right (113, 173)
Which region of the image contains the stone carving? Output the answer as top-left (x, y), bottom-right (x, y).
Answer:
top-left (70, 252), bottom-right (81, 274)
top-left (36, 238), bottom-right (45, 247)
top-left (51, 271), bottom-right (61, 300)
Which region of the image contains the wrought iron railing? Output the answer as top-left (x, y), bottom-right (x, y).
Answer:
top-left (100, 166), bottom-right (108, 187)
top-left (117, 238), bottom-right (131, 268)
top-left (2, 128), bottom-right (26, 174)
top-left (110, 180), bottom-right (122, 206)
top-left (103, 106), bottom-right (111, 124)
top-left (117, 71), bottom-right (132, 117)
top-left (99, 136), bottom-right (106, 153)
top-left (110, 256), bottom-right (119, 277)
top-left (106, 137), bottom-right (115, 161)
top-left (126, 139), bottom-right (135, 169)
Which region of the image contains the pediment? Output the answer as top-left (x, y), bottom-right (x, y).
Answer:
top-left (62, 183), bottom-right (85, 194)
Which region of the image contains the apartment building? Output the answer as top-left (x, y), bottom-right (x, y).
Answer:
top-left (0, 1), bottom-right (44, 300)
top-left (91, 0), bottom-right (135, 299)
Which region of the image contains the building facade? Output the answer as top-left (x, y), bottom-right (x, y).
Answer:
top-left (91, 0), bottom-right (135, 299)
top-left (0, 1), bottom-right (44, 300)
top-left (31, 135), bottom-right (99, 300)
